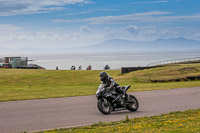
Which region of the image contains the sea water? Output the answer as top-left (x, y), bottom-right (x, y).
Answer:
top-left (24, 51), bottom-right (200, 70)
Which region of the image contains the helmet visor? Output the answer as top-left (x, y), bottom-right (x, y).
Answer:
top-left (100, 76), bottom-right (105, 81)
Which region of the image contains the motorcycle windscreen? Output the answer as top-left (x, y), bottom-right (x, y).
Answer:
top-left (96, 84), bottom-right (106, 95)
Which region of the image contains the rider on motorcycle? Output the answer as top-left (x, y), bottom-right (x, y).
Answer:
top-left (99, 71), bottom-right (125, 105)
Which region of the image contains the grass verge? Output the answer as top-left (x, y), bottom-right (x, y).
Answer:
top-left (0, 63), bottom-right (200, 102)
top-left (36, 108), bottom-right (200, 133)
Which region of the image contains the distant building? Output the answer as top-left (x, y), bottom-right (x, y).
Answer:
top-left (0, 56), bottom-right (45, 69)
top-left (3, 57), bottom-right (28, 68)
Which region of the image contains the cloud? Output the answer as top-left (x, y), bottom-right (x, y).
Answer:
top-left (0, 0), bottom-right (91, 16)
top-left (60, 8), bottom-right (118, 16)
top-left (53, 11), bottom-right (200, 25)
top-left (0, 24), bottom-right (200, 49)
top-left (126, 25), bottom-right (140, 35)
top-left (136, 26), bottom-right (200, 40)
top-left (61, 11), bottom-right (90, 16)
top-left (95, 9), bottom-right (118, 12)
top-left (101, 25), bottom-right (200, 42)
top-left (0, 24), bottom-right (21, 32)
top-left (194, 33), bottom-right (200, 37)
top-left (0, 24), bottom-right (104, 48)
top-left (162, 14), bottom-right (200, 21)
top-left (80, 25), bottom-right (90, 33)
top-left (132, 1), bottom-right (169, 4)
top-left (103, 28), bottom-right (118, 39)
top-left (53, 11), bottom-right (172, 24)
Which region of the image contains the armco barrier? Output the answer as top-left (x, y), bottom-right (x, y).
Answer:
top-left (121, 57), bottom-right (200, 74)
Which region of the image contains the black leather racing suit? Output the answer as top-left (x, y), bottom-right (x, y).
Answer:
top-left (101, 76), bottom-right (124, 104)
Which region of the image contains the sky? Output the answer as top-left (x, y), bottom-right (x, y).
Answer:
top-left (0, 0), bottom-right (200, 49)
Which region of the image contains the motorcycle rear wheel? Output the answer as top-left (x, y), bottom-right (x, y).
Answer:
top-left (97, 98), bottom-right (112, 114)
top-left (127, 95), bottom-right (139, 112)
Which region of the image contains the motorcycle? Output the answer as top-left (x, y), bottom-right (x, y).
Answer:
top-left (96, 84), bottom-right (139, 114)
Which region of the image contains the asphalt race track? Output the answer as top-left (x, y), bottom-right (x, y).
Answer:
top-left (0, 87), bottom-right (200, 133)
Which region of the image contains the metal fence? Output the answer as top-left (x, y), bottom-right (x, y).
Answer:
top-left (146, 57), bottom-right (200, 67)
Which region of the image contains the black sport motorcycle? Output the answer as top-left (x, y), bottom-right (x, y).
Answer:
top-left (96, 84), bottom-right (139, 114)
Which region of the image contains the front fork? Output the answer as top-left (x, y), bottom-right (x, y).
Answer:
top-left (125, 93), bottom-right (130, 101)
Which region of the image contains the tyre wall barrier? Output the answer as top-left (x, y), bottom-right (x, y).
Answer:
top-left (121, 67), bottom-right (150, 74)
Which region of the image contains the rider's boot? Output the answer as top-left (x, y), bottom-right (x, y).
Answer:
top-left (115, 94), bottom-right (124, 106)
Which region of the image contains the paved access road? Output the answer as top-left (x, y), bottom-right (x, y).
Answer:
top-left (0, 87), bottom-right (200, 133)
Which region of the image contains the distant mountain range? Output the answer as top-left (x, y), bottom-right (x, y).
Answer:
top-left (82, 37), bottom-right (200, 52)
top-left (0, 37), bottom-right (200, 54)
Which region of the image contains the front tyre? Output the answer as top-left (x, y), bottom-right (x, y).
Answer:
top-left (97, 98), bottom-right (112, 114)
top-left (127, 95), bottom-right (139, 112)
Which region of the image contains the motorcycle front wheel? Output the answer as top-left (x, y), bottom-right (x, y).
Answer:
top-left (97, 98), bottom-right (112, 114)
top-left (127, 95), bottom-right (139, 112)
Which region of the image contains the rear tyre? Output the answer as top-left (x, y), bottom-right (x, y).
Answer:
top-left (97, 98), bottom-right (112, 114)
top-left (127, 95), bottom-right (139, 112)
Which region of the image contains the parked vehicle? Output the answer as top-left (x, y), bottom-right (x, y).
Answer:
top-left (0, 63), bottom-right (12, 68)
top-left (96, 84), bottom-right (139, 114)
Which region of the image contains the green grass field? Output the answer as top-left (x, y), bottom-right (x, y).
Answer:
top-left (0, 63), bottom-right (200, 102)
top-left (38, 109), bottom-right (200, 133)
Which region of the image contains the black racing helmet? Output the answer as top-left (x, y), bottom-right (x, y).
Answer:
top-left (99, 71), bottom-right (108, 81)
